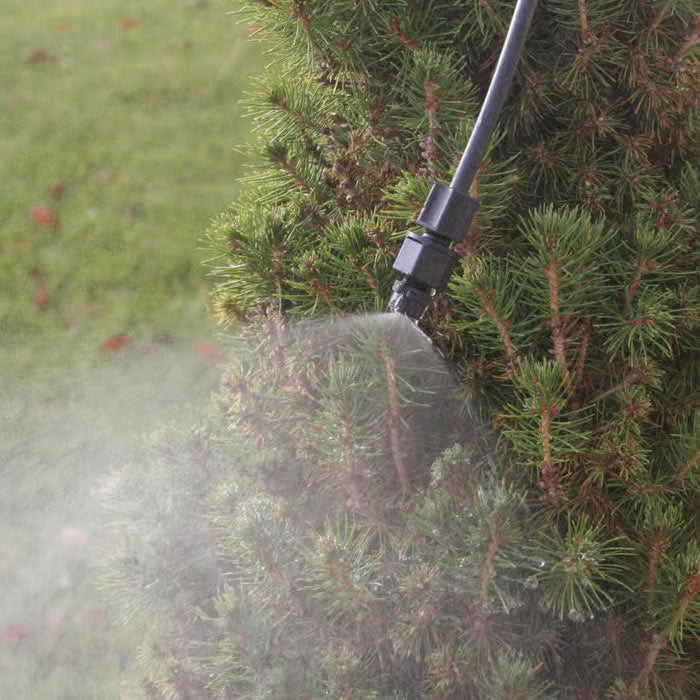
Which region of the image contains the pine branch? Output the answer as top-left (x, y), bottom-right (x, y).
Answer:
top-left (305, 257), bottom-right (341, 316)
top-left (671, 447), bottom-right (699, 488)
top-left (674, 19), bottom-right (700, 64)
top-left (590, 368), bottom-right (653, 404)
top-left (480, 0), bottom-right (506, 35)
top-left (544, 258), bottom-right (573, 393)
top-left (339, 403), bottom-right (371, 516)
top-left (577, 0), bottom-right (593, 45)
top-left (624, 257), bottom-right (653, 313)
top-left (570, 314), bottom-right (591, 394)
top-left (268, 91), bottom-right (332, 138)
top-left (268, 143), bottom-right (314, 195)
top-left (476, 287), bottom-right (519, 367)
top-left (650, 1), bottom-right (674, 32)
top-left (382, 348), bottom-right (410, 501)
top-left (645, 540), bottom-right (664, 607)
top-left (421, 75), bottom-right (441, 177)
top-left (537, 400), bottom-right (566, 507)
top-left (635, 632), bottom-right (667, 688)
top-left (290, 0), bottom-right (322, 60)
top-left (477, 530), bottom-right (505, 610)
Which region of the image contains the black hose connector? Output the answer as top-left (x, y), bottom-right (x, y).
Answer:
top-left (389, 0), bottom-right (538, 321)
top-left (389, 183), bottom-right (478, 319)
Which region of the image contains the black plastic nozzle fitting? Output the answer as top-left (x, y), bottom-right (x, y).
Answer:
top-left (389, 182), bottom-right (478, 320)
top-left (389, 0), bottom-right (538, 321)
top-left (416, 182), bottom-right (479, 242)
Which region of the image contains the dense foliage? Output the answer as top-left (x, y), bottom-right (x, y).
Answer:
top-left (101, 1), bottom-right (698, 697)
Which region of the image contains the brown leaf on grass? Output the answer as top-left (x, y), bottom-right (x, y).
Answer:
top-left (2, 625), bottom-right (31, 645)
top-left (191, 341), bottom-right (226, 364)
top-left (101, 333), bottom-right (132, 354)
top-left (97, 169), bottom-right (119, 183)
top-left (88, 608), bottom-right (108, 628)
top-left (28, 204), bottom-right (59, 228)
top-left (120, 17), bottom-right (138, 32)
top-left (59, 525), bottom-right (89, 553)
top-left (25, 50), bottom-right (57, 63)
top-left (35, 284), bottom-right (49, 310)
top-left (55, 22), bottom-right (70, 32)
top-left (13, 236), bottom-right (31, 254)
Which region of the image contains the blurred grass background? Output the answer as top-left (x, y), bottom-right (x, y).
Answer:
top-left (0, 0), bottom-right (265, 696)
top-left (0, 0), bottom-right (264, 371)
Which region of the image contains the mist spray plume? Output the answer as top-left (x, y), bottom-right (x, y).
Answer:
top-left (1, 336), bottom-right (222, 697)
top-left (89, 312), bottom-right (557, 698)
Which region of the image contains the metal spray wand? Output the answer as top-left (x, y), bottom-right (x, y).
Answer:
top-left (389, 0), bottom-right (539, 320)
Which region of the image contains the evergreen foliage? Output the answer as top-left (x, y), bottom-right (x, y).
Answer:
top-left (101, 0), bottom-right (698, 697)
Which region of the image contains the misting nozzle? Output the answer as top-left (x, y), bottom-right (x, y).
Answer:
top-left (388, 278), bottom-right (432, 320)
top-left (389, 182), bottom-right (478, 321)
top-left (389, 0), bottom-right (537, 320)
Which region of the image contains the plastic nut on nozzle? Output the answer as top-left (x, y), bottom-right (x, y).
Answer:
top-left (388, 279), bottom-right (432, 319)
top-left (389, 233), bottom-right (454, 320)
top-left (417, 182), bottom-right (478, 243)
top-left (392, 231), bottom-right (456, 291)
top-left (390, 182), bottom-right (478, 320)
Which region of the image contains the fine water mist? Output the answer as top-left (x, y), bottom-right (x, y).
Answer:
top-left (2, 313), bottom-right (497, 697)
top-left (1, 335), bottom-right (223, 698)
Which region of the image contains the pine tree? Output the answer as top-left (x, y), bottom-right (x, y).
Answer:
top-left (100, 1), bottom-right (698, 697)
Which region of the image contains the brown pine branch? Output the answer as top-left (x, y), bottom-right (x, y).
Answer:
top-left (637, 565), bottom-right (698, 685)
top-left (424, 78), bottom-right (440, 140)
top-left (325, 545), bottom-right (382, 622)
top-left (468, 163), bottom-right (483, 200)
top-left (366, 226), bottom-right (389, 256)
top-left (477, 531), bottom-right (504, 609)
top-left (257, 542), bottom-right (308, 616)
top-left (625, 257), bottom-right (652, 313)
top-left (306, 259), bottom-right (341, 317)
top-left (269, 237), bottom-right (285, 282)
top-left (280, 159), bottom-right (307, 193)
top-left (544, 259), bottom-right (573, 393)
top-left (270, 92), bottom-right (331, 137)
top-left (290, 1), bottom-right (322, 59)
top-left (645, 532), bottom-right (669, 608)
top-left (272, 149), bottom-right (327, 227)
top-left (578, 0), bottom-right (593, 44)
top-left (480, 0), bottom-right (506, 34)
top-left (420, 76), bottom-right (441, 177)
top-left (671, 448), bottom-right (699, 488)
top-left (538, 404), bottom-right (566, 507)
top-left (340, 409), bottom-right (369, 515)
top-left (476, 287), bottom-right (519, 366)
top-left (353, 260), bottom-right (378, 296)
top-left (650, 0), bottom-right (673, 31)
top-left (674, 22), bottom-right (700, 64)
top-left (636, 632), bottom-right (667, 687)
top-left (671, 567), bottom-right (700, 627)
top-left (382, 348), bottom-right (411, 501)
top-left (386, 17), bottom-right (420, 50)
top-left (591, 369), bottom-right (650, 404)
top-left (570, 315), bottom-right (591, 393)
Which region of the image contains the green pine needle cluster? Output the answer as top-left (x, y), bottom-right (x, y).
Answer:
top-left (101, 1), bottom-right (698, 697)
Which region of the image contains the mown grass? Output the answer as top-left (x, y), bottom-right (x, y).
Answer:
top-left (0, 0), bottom-right (264, 371)
top-left (0, 1), bottom-right (265, 696)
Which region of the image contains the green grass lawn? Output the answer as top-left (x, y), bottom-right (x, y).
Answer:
top-left (0, 1), bottom-right (266, 696)
top-left (0, 0), bottom-right (264, 371)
